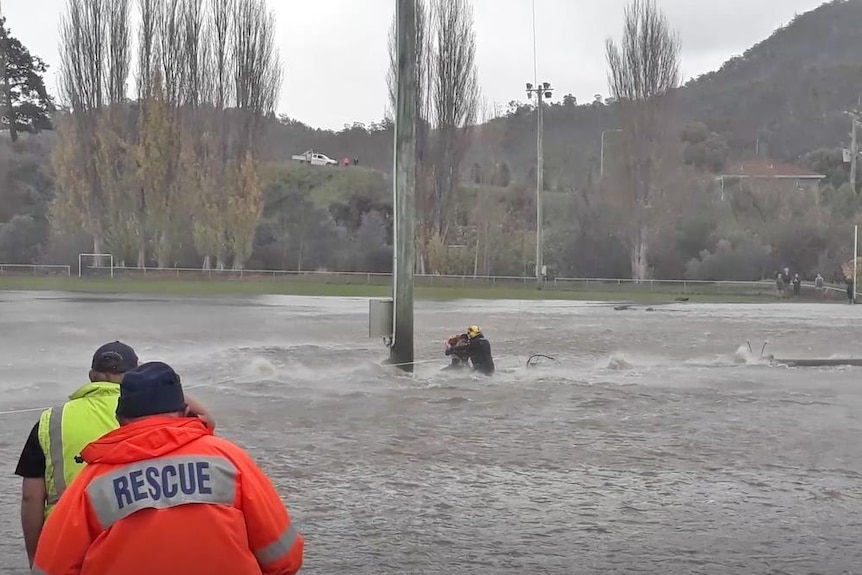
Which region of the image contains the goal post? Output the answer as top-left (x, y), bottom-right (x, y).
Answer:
top-left (78, 253), bottom-right (115, 279)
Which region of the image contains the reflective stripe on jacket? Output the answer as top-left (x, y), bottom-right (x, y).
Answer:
top-left (37, 382), bottom-right (121, 517)
top-left (32, 417), bottom-right (303, 575)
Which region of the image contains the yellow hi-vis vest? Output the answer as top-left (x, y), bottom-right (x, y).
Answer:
top-left (37, 382), bottom-right (121, 518)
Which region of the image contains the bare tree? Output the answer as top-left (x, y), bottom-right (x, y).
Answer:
top-left (191, 0), bottom-right (235, 270)
top-left (233, 0), bottom-right (281, 150)
top-left (54, 0), bottom-right (281, 270)
top-left (385, 0), bottom-right (478, 273)
top-left (55, 0), bottom-right (108, 254)
top-left (60, 0), bottom-right (106, 113)
top-left (128, 0), bottom-right (163, 266)
top-left (97, 0), bottom-right (137, 265)
top-left (228, 0), bottom-right (282, 269)
top-left (605, 0), bottom-right (680, 280)
top-left (386, 0), bottom-right (429, 123)
top-left (105, 0), bottom-right (131, 106)
top-left (430, 0), bottom-right (479, 246)
top-left (209, 0), bottom-right (234, 113)
top-left (176, 0), bottom-right (210, 268)
top-left (138, 0), bottom-right (188, 266)
top-left (180, 0), bottom-right (208, 108)
top-left (159, 0), bottom-right (184, 108)
top-left (136, 0), bottom-right (159, 101)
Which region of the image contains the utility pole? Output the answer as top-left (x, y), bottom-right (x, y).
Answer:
top-left (526, 81), bottom-right (552, 289)
top-left (389, 0), bottom-right (417, 371)
top-left (853, 116), bottom-right (858, 194)
top-left (846, 110), bottom-right (860, 193)
top-left (854, 224), bottom-right (858, 304)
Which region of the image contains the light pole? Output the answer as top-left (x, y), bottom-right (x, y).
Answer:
top-left (845, 110), bottom-right (861, 193)
top-left (526, 81), bottom-right (552, 288)
top-left (600, 129), bottom-right (623, 180)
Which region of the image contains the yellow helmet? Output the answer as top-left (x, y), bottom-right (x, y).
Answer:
top-left (467, 325), bottom-right (482, 339)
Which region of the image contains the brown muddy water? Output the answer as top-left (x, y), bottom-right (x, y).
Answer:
top-left (1, 291), bottom-right (861, 574)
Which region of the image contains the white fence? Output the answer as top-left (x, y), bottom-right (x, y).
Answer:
top-left (1, 263), bottom-right (855, 297)
top-left (91, 265), bottom-right (850, 296)
top-left (0, 263), bottom-right (72, 277)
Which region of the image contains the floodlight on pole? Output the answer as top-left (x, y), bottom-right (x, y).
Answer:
top-left (525, 80), bottom-right (553, 289)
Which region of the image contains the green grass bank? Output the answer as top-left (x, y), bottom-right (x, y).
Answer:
top-left (0, 275), bottom-right (789, 304)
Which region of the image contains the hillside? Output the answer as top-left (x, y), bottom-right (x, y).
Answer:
top-left (267, 0), bottom-right (862, 190)
top-left (677, 0), bottom-right (862, 160)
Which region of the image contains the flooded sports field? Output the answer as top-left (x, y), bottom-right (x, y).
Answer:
top-left (1, 291), bottom-right (861, 574)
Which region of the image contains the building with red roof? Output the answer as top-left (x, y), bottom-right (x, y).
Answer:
top-left (717, 158), bottom-right (826, 198)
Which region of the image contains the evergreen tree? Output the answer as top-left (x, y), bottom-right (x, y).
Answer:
top-left (0, 17), bottom-right (55, 142)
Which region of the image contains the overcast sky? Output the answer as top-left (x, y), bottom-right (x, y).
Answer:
top-left (4, 0), bottom-right (828, 130)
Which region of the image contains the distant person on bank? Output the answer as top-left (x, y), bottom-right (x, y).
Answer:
top-left (14, 342), bottom-right (215, 568)
top-left (30, 361), bottom-right (303, 575)
top-left (775, 271), bottom-right (785, 298)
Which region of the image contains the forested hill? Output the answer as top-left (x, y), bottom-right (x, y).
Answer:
top-left (265, 0), bottom-right (862, 189)
top-left (676, 0), bottom-right (862, 161)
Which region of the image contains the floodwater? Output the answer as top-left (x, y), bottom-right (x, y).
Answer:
top-left (1, 291), bottom-right (861, 574)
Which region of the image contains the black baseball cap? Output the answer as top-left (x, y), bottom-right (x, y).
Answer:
top-left (91, 341), bottom-right (139, 374)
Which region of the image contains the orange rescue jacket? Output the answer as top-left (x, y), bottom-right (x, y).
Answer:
top-left (31, 417), bottom-right (304, 575)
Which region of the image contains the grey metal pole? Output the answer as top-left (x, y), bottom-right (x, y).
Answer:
top-left (536, 89), bottom-right (544, 289)
top-left (525, 81), bottom-right (551, 288)
top-left (390, 0), bottom-right (417, 372)
top-left (846, 110), bottom-right (860, 194)
top-left (855, 224), bottom-right (858, 304)
top-left (853, 117), bottom-right (859, 194)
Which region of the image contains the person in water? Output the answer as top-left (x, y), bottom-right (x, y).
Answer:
top-left (443, 334), bottom-right (470, 370)
top-left (445, 325), bottom-right (495, 375)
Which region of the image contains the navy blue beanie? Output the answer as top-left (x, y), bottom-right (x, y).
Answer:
top-left (116, 361), bottom-right (185, 419)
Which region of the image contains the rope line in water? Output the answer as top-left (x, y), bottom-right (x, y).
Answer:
top-left (382, 358), bottom-right (442, 368)
top-left (0, 383), bottom-right (210, 418)
top-left (0, 407), bottom-right (45, 416)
